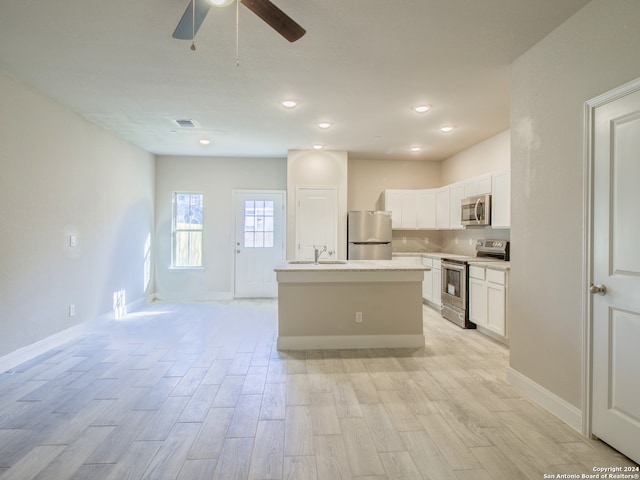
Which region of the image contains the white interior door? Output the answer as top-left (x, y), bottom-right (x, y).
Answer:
top-left (591, 82), bottom-right (640, 463)
top-left (234, 190), bottom-right (285, 298)
top-left (295, 186), bottom-right (338, 261)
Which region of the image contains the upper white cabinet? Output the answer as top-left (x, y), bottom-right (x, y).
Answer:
top-left (382, 169), bottom-right (510, 230)
top-left (491, 169), bottom-right (510, 228)
top-left (449, 183), bottom-right (465, 230)
top-left (416, 190), bottom-right (436, 229)
top-left (383, 190), bottom-right (417, 229)
top-left (436, 187), bottom-right (450, 229)
top-left (464, 174), bottom-right (492, 198)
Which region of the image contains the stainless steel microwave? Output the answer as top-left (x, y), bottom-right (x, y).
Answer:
top-left (461, 194), bottom-right (491, 226)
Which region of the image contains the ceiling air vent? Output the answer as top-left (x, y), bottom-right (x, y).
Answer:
top-left (174, 119), bottom-right (198, 128)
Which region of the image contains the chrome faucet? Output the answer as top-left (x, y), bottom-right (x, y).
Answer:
top-left (313, 245), bottom-right (327, 264)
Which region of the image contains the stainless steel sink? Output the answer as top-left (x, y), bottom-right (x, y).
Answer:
top-left (288, 260), bottom-right (348, 265)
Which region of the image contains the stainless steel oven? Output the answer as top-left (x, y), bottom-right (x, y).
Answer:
top-left (441, 259), bottom-right (471, 328)
top-left (441, 240), bottom-right (509, 329)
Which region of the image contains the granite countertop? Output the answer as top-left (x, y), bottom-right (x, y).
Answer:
top-left (392, 251), bottom-right (511, 270)
top-left (275, 260), bottom-right (430, 273)
top-left (468, 260), bottom-right (511, 271)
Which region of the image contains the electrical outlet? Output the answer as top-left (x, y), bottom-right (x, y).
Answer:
top-left (69, 234), bottom-right (78, 248)
top-left (69, 304), bottom-right (76, 317)
top-left (424, 237), bottom-right (429, 244)
top-left (402, 237), bottom-right (407, 244)
top-left (355, 312), bottom-right (363, 323)
top-left (469, 238), bottom-right (474, 246)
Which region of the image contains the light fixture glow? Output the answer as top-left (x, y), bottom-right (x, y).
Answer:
top-left (281, 99), bottom-right (298, 109)
top-left (440, 125), bottom-right (455, 133)
top-left (414, 104), bottom-right (431, 113)
top-left (199, 139), bottom-right (211, 145)
top-left (318, 122), bottom-right (331, 129)
top-left (208, 0), bottom-right (234, 7)
top-left (410, 146), bottom-right (422, 152)
top-left (312, 144), bottom-right (323, 150)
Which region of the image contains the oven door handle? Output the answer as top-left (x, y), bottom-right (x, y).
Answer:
top-left (442, 262), bottom-right (465, 271)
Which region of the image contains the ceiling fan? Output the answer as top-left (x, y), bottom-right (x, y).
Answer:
top-left (172, 0), bottom-right (306, 43)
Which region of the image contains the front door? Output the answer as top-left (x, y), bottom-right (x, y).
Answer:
top-left (590, 80), bottom-right (640, 463)
top-left (234, 190), bottom-right (285, 298)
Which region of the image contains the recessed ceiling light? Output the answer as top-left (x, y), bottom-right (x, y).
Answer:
top-left (318, 122), bottom-right (331, 129)
top-left (312, 144), bottom-right (323, 150)
top-left (199, 139), bottom-right (211, 145)
top-left (440, 125), bottom-right (455, 133)
top-left (414, 104), bottom-right (431, 114)
top-left (410, 146), bottom-right (422, 152)
top-left (281, 99), bottom-right (298, 109)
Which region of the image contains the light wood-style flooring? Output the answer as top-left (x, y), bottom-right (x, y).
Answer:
top-left (0, 300), bottom-right (636, 479)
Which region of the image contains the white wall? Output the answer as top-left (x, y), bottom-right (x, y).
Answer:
top-left (440, 129), bottom-right (510, 185)
top-left (287, 150), bottom-right (348, 260)
top-left (510, 0), bottom-right (640, 410)
top-left (0, 69), bottom-right (155, 358)
top-left (154, 155), bottom-right (286, 301)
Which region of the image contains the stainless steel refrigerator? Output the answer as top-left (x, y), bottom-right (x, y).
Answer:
top-left (347, 211), bottom-right (393, 260)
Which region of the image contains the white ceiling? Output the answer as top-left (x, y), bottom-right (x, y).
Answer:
top-left (0, 0), bottom-right (590, 161)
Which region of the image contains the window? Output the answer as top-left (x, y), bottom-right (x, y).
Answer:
top-left (172, 192), bottom-right (203, 267)
top-left (243, 200), bottom-right (274, 248)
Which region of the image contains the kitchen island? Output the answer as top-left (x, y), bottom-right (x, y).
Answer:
top-left (274, 260), bottom-right (430, 350)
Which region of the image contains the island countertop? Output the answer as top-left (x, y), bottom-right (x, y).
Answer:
top-left (274, 259), bottom-right (430, 273)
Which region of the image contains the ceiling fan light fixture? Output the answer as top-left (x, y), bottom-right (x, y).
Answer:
top-left (207, 0), bottom-right (235, 7)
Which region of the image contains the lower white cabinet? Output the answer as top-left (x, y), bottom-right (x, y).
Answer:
top-left (469, 265), bottom-right (508, 339)
top-left (421, 257), bottom-right (441, 308)
top-left (432, 259), bottom-right (442, 308)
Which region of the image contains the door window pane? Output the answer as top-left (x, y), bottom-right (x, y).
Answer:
top-left (244, 200), bottom-right (274, 248)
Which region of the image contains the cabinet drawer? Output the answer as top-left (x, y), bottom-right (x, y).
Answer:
top-left (469, 265), bottom-right (485, 280)
top-left (486, 269), bottom-right (505, 285)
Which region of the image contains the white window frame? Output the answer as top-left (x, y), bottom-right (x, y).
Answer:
top-left (171, 191), bottom-right (204, 269)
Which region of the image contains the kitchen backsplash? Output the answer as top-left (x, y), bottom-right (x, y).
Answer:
top-left (392, 228), bottom-right (510, 255)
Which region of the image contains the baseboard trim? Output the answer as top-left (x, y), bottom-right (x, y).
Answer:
top-left (0, 295), bottom-right (149, 373)
top-left (277, 334), bottom-right (425, 350)
top-left (0, 318), bottom-right (104, 373)
top-left (506, 367), bottom-right (582, 432)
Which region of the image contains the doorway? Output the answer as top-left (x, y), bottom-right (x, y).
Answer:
top-left (233, 190), bottom-right (285, 298)
top-left (585, 78), bottom-right (640, 464)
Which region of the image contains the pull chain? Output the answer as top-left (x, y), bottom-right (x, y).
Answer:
top-left (235, 0), bottom-right (240, 66)
top-left (190, 0), bottom-right (196, 50)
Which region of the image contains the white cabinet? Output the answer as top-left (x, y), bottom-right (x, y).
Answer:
top-left (432, 258), bottom-right (442, 308)
top-left (383, 190), bottom-right (402, 228)
top-left (491, 169), bottom-right (510, 228)
top-left (468, 266), bottom-right (487, 327)
top-left (468, 265), bottom-right (508, 340)
top-left (422, 257), bottom-right (433, 302)
top-left (383, 190), bottom-right (417, 229)
top-left (436, 187), bottom-right (450, 229)
top-left (449, 183), bottom-right (465, 230)
top-left (464, 174), bottom-right (492, 198)
top-left (416, 190), bottom-right (436, 229)
top-left (421, 256), bottom-right (442, 308)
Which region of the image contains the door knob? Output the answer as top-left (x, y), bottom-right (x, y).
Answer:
top-left (589, 284), bottom-right (607, 296)
top-left (236, 249), bottom-right (240, 253)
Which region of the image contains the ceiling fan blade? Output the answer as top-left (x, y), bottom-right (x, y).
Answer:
top-left (172, 0), bottom-right (212, 40)
top-left (240, 0), bottom-right (306, 42)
